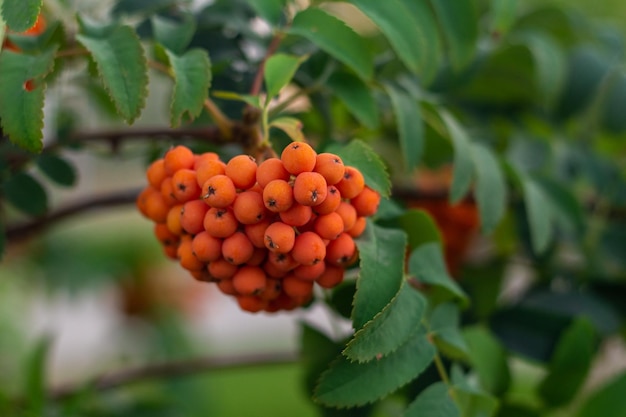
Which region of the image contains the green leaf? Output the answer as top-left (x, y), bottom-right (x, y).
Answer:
top-left (471, 144), bottom-right (506, 233)
top-left (534, 176), bottom-right (585, 235)
top-left (429, 0), bottom-right (478, 71)
top-left (23, 336), bottom-right (52, 416)
top-left (77, 26), bottom-right (148, 124)
top-left (327, 71), bottom-right (378, 129)
top-left (350, 0), bottom-right (439, 82)
top-left (166, 48), bottom-right (211, 128)
top-left (1, 0), bottom-right (41, 32)
top-left (403, 382), bottom-right (460, 417)
top-left (301, 324), bottom-right (343, 394)
top-left (152, 15), bottom-right (196, 54)
top-left (344, 282), bottom-right (426, 363)
top-left (439, 110), bottom-right (474, 203)
top-left (385, 84), bottom-right (423, 171)
top-left (352, 222), bottom-right (406, 330)
top-left (3, 172), bottom-right (48, 216)
top-left (314, 328), bottom-right (435, 408)
top-left (490, 0), bottom-right (518, 36)
top-left (578, 372), bottom-right (626, 417)
top-left (112, 0), bottom-right (180, 16)
top-left (429, 302), bottom-right (469, 360)
top-left (519, 32), bottom-right (566, 108)
top-left (0, 6), bottom-right (7, 48)
top-left (269, 116), bottom-right (305, 142)
top-left (451, 366), bottom-right (499, 417)
top-left (36, 153), bottom-right (77, 186)
top-left (244, 0), bottom-right (286, 26)
top-left (212, 91), bottom-right (262, 108)
top-left (0, 221), bottom-right (5, 261)
top-left (288, 8), bottom-right (373, 80)
top-left (0, 48), bottom-right (56, 153)
top-left (264, 53), bottom-right (304, 98)
top-left (408, 242), bottom-right (467, 306)
top-left (539, 318), bottom-right (596, 407)
top-left (327, 139), bottom-right (391, 198)
top-left (398, 209), bottom-right (443, 250)
top-left (520, 176), bottom-right (553, 254)
top-left (463, 325), bottom-right (511, 395)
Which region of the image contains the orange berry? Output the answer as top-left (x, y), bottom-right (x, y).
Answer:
top-left (233, 191), bottom-right (267, 224)
top-left (260, 278), bottom-right (282, 301)
top-left (204, 208), bottom-right (238, 238)
top-left (351, 186), bottom-right (380, 217)
top-left (263, 179), bottom-right (294, 212)
top-left (256, 158), bottom-right (290, 188)
top-left (136, 187), bottom-right (152, 217)
top-left (201, 174), bottom-right (237, 208)
top-left (267, 251), bottom-right (298, 272)
top-left (172, 169), bottom-right (201, 202)
top-left (293, 261), bottom-right (325, 281)
top-left (282, 275), bottom-right (314, 298)
top-left (143, 187), bottom-right (169, 223)
top-left (292, 231), bottom-right (326, 265)
top-left (181, 200), bottom-right (209, 235)
top-left (237, 295), bottom-right (268, 313)
top-left (281, 141), bottom-right (317, 175)
top-left (247, 247), bottom-right (268, 266)
top-left (336, 201), bottom-right (357, 231)
top-left (244, 219), bottom-right (272, 248)
top-left (196, 159), bottom-right (226, 187)
top-left (177, 236), bottom-right (205, 271)
top-left (166, 204), bottom-right (184, 235)
top-left (314, 153), bottom-right (345, 185)
top-left (316, 264), bottom-right (345, 288)
top-left (263, 260), bottom-right (289, 278)
top-left (191, 231), bottom-right (222, 263)
top-left (279, 203), bottom-right (312, 227)
top-left (313, 212), bottom-right (344, 240)
top-left (154, 223), bottom-right (179, 248)
top-left (336, 166), bottom-right (365, 199)
top-left (232, 266), bottom-right (267, 296)
top-left (225, 154), bottom-right (257, 190)
top-left (193, 152), bottom-right (220, 170)
top-left (163, 245), bottom-right (178, 259)
top-left (264, 222), bottom-right (295, 253)
top-left (146, 159), bottom-right (167, 188)
top-left (222, 231), bottom-right (254, 265)
top-left (190, 269), bottom-right (214, 282)
top-left (266, 292), bottom-right (300, 312)
top-left (347, 216), bottom-right (367, 238)
top-left (293, 172), bottom-right (328, 206)
top-left (208, 258), bottom-right (239, 280)
top-left (164, 145), bottom-right (195, 175)
top-left (22, 14), bottom-right (46, 36)
top-left (217, 278), bottom-right (238, 295)
top-left (326, 233), bottom-right (356, 267)
top-left (160, 177), bottom-right (179, 206)
top-left (314, 185), bottom-right (341, 215)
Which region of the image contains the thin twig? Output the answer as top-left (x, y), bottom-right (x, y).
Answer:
top-left (50, 351), bottom-right (299, 401)
top-left (6, 188), bottom-right (142, 242)
top-left (63, 126), bottom-right (226, 147)
top-left (249, 31), bottom-right (287, 96)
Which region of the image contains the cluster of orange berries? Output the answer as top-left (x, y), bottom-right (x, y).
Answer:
top-left (136, 142), bottom-right (381, 313)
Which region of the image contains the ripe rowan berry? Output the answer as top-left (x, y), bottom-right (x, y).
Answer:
top-left (293, 172), bottom-right (328, 206)
top-left (351, 186), bottom-right (381, 217)
top-left (336, 201), bottom-right (357, 231)
top-left (196, 159), bottom-right (226, 187)
top-left (267, 251), bottom-right (299, 272)
top-left (244, 219), bottom-right (271, 248)
top-left (263, 260), bottom-right (289, 278)
top-left (326, 233), bottom-right (357, 267)
top-left (172, 169), bottom-right (201, 202)
top-left (225, 154), bottom-right (257, 190)
top-left (193, 152), bottom-right (220, 170)
top-left (336, 166), bottom-right (365, 199)
top-left (177, 237), bottom-right (205, 271)
top-left (191, 231), bottom-right (222, 263)
top-left (282, 274), bottom-right (314, 298)
top-left (264, 222), bottom-right (295, 253)
top-left (160, 178), bottom-right (179, 206)
top-left (181, 200), bottom-right (209, 235)
top-left (347, 216), bottom-right (367, 238)
top-left (263, 179), bottom-right (294, 212)
top-left (260, 278), bottom-right (282, 301)
top-left (222, 231), bottom-right (254, 265)
top-left (201, 174), bottom-right (237, 208)
top-left (247, 247), bottom-right (268, 266)
top-left (143, 188), bottom-right (169, 223)
top-left (293, 261), bottom-right (325, 281)
top-left (217, 278), bottom-right (238, 295)
top-left (292, 231), bottom-right (326, 265)
top-left (314, 153), bottom-right (345, 185)
top-left (313, 185), bottom-right (341, 215)
top-left (237, 295), bottom-right (268, 313)
top-left (154, 223), bottom-right (179, 248)
top-left (316, 264), bottom-right (345, 288)
top-left (166, 204), bottom-right (184, 235)
top-left (313, 212), bottom-right (344, 240)
top-left (279, 203), bottom-right (312, 227)
top-left (203, 207), bottom-right (238, 238)
top-left (232, 266), bottom-right (267, 296)
top-left (208, 258), bottom-right (239, 280)
top-left (164, 145), bottom-right (195, 175)
top-left (256, 158), bottom-right (290, 188)
top-left (146, 159), bottom-right (167, 188)
top-left (281, 141), bottom-right (317, 174)
top-left (233, 191), bottom-right (267, 224)
top-left (23, 14), bottom-right (47, 35)
top-left (190, 269), bottom-right (214, 282)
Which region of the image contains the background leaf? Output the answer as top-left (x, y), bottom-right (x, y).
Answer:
top-left (77, 26), bottom-right (148, 124)
top-left (429, 0), bottom-right (478, 71)
top-left (403, 382), bottom-right (460, 417)
top-left (490, 0), bottom-right (518, 36)
top-left (152, 14), bottom-right (196, 54)
top-left (472, 143), bottom-right (507, 233)
top-left (451, 366), bottom-right (499, 417)
top-left (327, 71), bottom-right (378, 129)
top-left (429, 302), bottom-right (469, 359)
top-left (439, 110), bottom-right (474, 203)
top-left (0, 49), bottom-right (56, 153)
top-left (344, 282), bottom-right (426, 363)
top-left (385, 84), bottom-right (423, 171)
top-left (577, 372), bottom-right (626, 417)
top-left (521, 175), bottom-right (553, 254)
top-left (264, 53), bottom-right (304, 98)
top-left (352, 222), bottom-right (407, 330)
top-left (398, 209), bottom-right (443, 250)
top-left (22, 336), bottom-right (51, 416)
top-left (314, 328), bottom-right (435, 408)
top-left (36, 153), bottom-right (77, 186)
top-left (288, 8), bottom-right (373, 80)
top-left (270, 116), bottom-right (305, 142)
top-left (3, 172), bottom-right (48, 216)
top-left (1, 0), bottom-right (41, 32)
top-left (166, 48), bottom-right (211, 127)
top-left (463, 325), bottom-right (511, 395)
top-left (243, 0), bottom-right (286, 26)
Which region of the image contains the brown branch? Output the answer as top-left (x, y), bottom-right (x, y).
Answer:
top-left (6, 188), bottom-right (142, 243)
top-left (50, 351), bottom-right (298, 401)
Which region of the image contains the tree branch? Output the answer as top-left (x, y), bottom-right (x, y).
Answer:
top-left (50, 351), bottom-right (298, 401)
